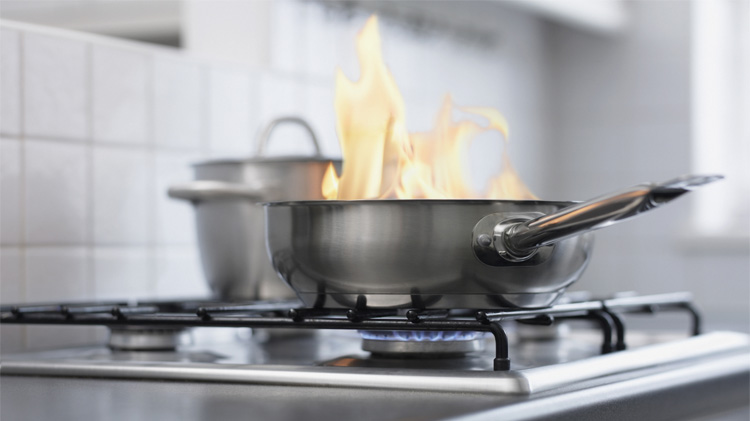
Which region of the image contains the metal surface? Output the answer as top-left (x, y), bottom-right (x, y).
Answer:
top-left (0, 375), bottom-right (509, 421)
top-left (2, 332), bottom-right (747, 395)
top-left (3, 361), bottom-right (746, 421)
top-left (456, 353), bottom-right (750, 421)
top-left (494, 174), bottom-right (723, 260)
top-left (266, 199), bottom-right (586, 309)
top-left (168, 116), bottom-right (340, 301)
top-left (2, 363), bottom-right (747, 421)
top-left (166, 180), bottom-right (271, 201)
top-left (2, 297), bottom-right (747, 421)
top-left (265, 176), bottom-right (718, 309)
top-left (361, 336), bottom-right (485, 356)
top-left (107, 327), bottom-right (186, 351)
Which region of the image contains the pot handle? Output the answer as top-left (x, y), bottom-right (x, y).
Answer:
top-left (256, 116), bottom-right (323, 157)
top-left (478, 174), bottom-right (723, 263)
top-left (168, 181), bottom-right (270, 202)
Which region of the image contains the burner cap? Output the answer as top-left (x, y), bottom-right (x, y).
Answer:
top-left (108, 326), bottom-right (186, 351)
top-left (359, 331), bottom-right (486, 357)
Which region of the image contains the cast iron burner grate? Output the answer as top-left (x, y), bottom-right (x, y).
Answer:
top-left (0, 292), bottom-right (701, 371)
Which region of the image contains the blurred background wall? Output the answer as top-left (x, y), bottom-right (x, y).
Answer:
top-left (545, 1), bottom-right (749, 331)
top-left (1, 0), bottom-right (748, 353)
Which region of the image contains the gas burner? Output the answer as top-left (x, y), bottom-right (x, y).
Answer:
top-left (359, 330), bottom-right (486, 357)
top-left (108, 326), bottom-right (187, 351)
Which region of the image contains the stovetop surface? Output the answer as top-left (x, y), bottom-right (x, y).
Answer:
top-left (2, 293), bottom-right (749, 421)
top-left (1, 292), bottom-right (746, 392)
top-left (0, 324), bottom-right (687, 370)
top-left (2, 329), bottom-right (748, 421)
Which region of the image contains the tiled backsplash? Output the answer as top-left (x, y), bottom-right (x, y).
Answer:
top-left (0, 23), bottom-right (212, 351)
top-left (0, 2), bottom-right (550, 352)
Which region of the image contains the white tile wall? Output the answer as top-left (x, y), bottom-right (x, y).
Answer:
top-left (0, 0), bottom-right (569, 353)
top-left (269, 0), bottom-right (307, 76)
top-left (258, 73), bottom-right (312, 156)
top-left (322, 9), bottom-right (366, 82)
top-left (24, 247), bottom-right (94, 349)
top-left (154, 57), bottom-right (205, 151)
top-left (1, 139), bottom-right (22, 244)
top-left (466, 130), bottom-right (506, 194)
top-left (153, 151), bottom-right (199, 245)
top-left (25, 247), bottom-right (90, 302)
top-left (92, 45), bottom-right (151, 145)
top-left (92, 146), bottom-right (151, 244)
top-left (1, 28), bottom-right (21, 136)
top-left (258, 72), bottom-right (307, 123)
top-left (0, 248), bottom-right (24, 353)
top-left (387, 34), bottom-right (447, 95)
top-left (24, 32), bottom-right (89, 141)
top-left (0, 248), bottom-right (23, 303)
top-left (207, 66), bottom-right (256, 156)
top-left (154, 246), bottom-right (208, 298)
top-left (24, 139), bottom-right (89, 244)
top-left (301, 2), bottom-right (341, 81)
top-left (93, 247), bottom-right (152, 300)
top-left (304, 83), bottom-right (340, 158)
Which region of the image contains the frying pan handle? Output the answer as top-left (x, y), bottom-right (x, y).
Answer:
top-left (486, 174), bottom-right (723, 263)
top-left (168, 181), bottom-right (271, 202)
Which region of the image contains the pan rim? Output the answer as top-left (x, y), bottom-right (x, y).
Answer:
top-left (263, 199), bottom-right (580, 207)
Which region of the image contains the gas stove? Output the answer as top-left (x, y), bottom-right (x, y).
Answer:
top-left (1, 292), bottom-right (749, 420)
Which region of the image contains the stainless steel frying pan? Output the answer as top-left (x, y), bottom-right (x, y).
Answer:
top-left (264, 175), bottom-right (721, 310)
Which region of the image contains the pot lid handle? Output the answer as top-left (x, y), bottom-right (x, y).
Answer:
top-left (256, 116), bottom-right (323, 157)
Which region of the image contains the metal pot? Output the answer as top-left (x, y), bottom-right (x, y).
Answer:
top-left (264, 175), bottom-right (721, 310)
top-left (169, 117), bottom-right (341, 300)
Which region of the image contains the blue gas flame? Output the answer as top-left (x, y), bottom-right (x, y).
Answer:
top-left (359, 330), bottom-right (485, 342)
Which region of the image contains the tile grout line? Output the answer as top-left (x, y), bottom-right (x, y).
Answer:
top-left (16, 134), bottom-right (201, 153)
top-left (8, 241), bottom-right (195, 247)
top-left (86, 41), bottom-right (96, 340)
top-left (148, 50), bottom-right (158, 297)
top-left (18, 28), bottom-right (27, 350)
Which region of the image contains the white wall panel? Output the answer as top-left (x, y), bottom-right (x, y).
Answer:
top-left (154, 57), bottom-right (205, 151)
top-left (24, 247), bottom-right (94, 350)
top-left (93, 247), bottom-right (153, 301)
top-left (1, 139), bottom-right (22, 244)
top-left (207, 67), bottom-right (256, 156)
top-left (24, 140), bottom-right (89, 244)
top-left (0, 248), bottom-right (24, 353)
top-left (153, 151), bottom-right (198, 245)
top-left (92, 45), bottom-right (151, 145)
top-left (154, 246), bottom-right (208, 299)
top-left (1, 29), bottom-right (21, 136)
top-left (92, 146), bottom-right (152, 244)
top-left (24, 33), bottom-right (88, 141)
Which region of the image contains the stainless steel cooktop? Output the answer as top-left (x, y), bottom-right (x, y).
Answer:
top-left (2, 292), bottom-right (749, 420)
top-left (3, 328), bottom-right (748, 396)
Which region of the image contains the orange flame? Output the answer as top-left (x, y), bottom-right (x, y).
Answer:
top-left (323, 15), bottom-right (537, 201)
